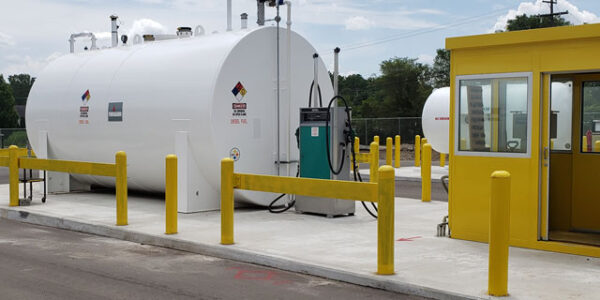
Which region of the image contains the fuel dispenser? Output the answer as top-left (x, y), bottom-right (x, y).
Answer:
top-left (295, 107), bottom-right (355, 217)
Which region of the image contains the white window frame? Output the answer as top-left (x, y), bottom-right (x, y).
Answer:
top-left (454, 72), bottom-right (533, 158)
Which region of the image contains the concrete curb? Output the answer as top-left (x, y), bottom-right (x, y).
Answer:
top-left (0, 207), bottom-right (478, 300)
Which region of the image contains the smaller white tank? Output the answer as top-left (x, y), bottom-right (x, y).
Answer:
top-left (421, 87), bottom-right (450, 154)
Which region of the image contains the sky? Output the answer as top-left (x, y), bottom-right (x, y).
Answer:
top-left (1, 0), bottom-right (600, 78)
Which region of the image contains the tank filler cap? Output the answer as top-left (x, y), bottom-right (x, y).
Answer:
top-left (177, 27), bottom-right (193, 38)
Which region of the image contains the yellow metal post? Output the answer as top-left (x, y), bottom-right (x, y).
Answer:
top-left (370, 142), bottom-right (379, 183)
top-left (221, 158), bottom-right (235, 245)
top-left (377, 165), bottom-right (395, 275)
top-left (421, 138), bottom-right (427, 147)
top-left (353, 137), bottom-right (360, 166)
top-left (488, 170), bottom-right (511, 297)
top-left (421, 144), bottom-right (431, 202)
top-left (165, 154), bottom-right (178, 234)
top-left (394, 135), bottom-right (400, 168)
top-left (415, 135), bottom-right (421, 167)
top-left (386, 137), bottom-right (392, 166)
top-left (374, 135), bottom-right (380, 145)
top-left (595, 141), bottom-right (600, 152)
top-left (582, 136), bottom-right (588, 152)
top-left (440, 153), bottom-right (446, 167)
top-left (115, 151), bottom-right (128, 226)
top-left (8, 145), bottom-right (19, 207)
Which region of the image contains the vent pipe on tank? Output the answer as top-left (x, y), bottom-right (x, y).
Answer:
top-left (334, 47), bottom-right (340, 97)
top-left (110, 15), bottom-right (119, 47)
top-left (312, 53), bottom-right (319, 107)
top-left (195, 25), bottom-right (205, 36)
top-left (257, 0), bottom-right (266, 26)
top-left (241, 13), bottom-right (248, 29)
top-left (69, 32), bottom-right (98, 53)
top-left (176, 27), bottom-right (193, 38)
top-left (227, 0), bottom-right (232, 31)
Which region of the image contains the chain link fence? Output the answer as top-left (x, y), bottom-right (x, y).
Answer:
top-left (0, 128), bottom-right (29, 148)
top-left (351, 117), bottom-right (423, 145)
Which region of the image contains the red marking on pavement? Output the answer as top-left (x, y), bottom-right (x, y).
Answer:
top-left (396, 236), bottom-right (422, 242)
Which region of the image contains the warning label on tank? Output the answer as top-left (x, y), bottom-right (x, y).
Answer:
top-left (79, 89), bottom-right (91, 125)
top-left (80, 106), bottom-right (89, 118)
top-left (230, 147), bottom-right (240, 161)
top-left (231, 82), bottom-right (248, 125)
top-left (108, 102), bottom-right (123, 122)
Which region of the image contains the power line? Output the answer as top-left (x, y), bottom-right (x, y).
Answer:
top-left (320, 7), bottom-right (511, 54)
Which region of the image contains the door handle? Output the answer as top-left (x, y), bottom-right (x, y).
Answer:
top-left (543, 147), bottom-right (549, 160)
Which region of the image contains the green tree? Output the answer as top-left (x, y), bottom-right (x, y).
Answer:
top-left (370, 57), bottom-right (432, 118)
top-left (431, 48), bottom-right (450, 88)
top-left (8, 74), bottom-right (35, 105)
top-left (0, 75), bottom-right (20, 128)
top-left (506, 14), bottom-right (570, 31)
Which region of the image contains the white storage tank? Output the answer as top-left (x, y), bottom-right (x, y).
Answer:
top-left (421, 87), bottom-right (450, 154)
top-left (26, 26), bottom-right (333, 212)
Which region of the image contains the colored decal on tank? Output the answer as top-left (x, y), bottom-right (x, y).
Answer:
top-left (229, 147), bottom-right (240, 161)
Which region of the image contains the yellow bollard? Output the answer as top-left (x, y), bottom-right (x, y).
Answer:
top-left (582, 136), bottom-right (588, 152)
top-left (394, 135), bottom-right (401, 168)
top-left (221, 158), bottom-right (235, 245)
top-left (115, 151), bottom-right (128, 226)
top-left (377, 165), bottom-right (395, 275)
top-left (374, 135), bottom-right (380, 145)
top-left (440, 153), bottom-right (446, 167)
top-left (8, 145), bottom-right (19, 207)
top-left (421, 144), bottom-right (432, 202)
top-left (488, 170), bottom-right (511, 297)
top-left (421, 138), bottom-right (428, 148)
top-left (353, 137), bottom-right (360, 166)
top-left (370, 142), bottom-right (379, 183)
top-left (386, 137), bottom-right (392, 166)
top-left (165, 154), bottom-right (178, 235)
top-left (595, 141), bottom-right (600, 153)
top-left (414, 135), bottom-right (421, 167)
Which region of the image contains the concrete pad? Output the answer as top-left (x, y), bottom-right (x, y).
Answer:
top-left (359, 166), bottom-right (448, 182)
top-left (0, 184), bottom-right (598, 300)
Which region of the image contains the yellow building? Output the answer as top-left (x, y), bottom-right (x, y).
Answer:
top-left (446, 23), bottom-right (600, 257)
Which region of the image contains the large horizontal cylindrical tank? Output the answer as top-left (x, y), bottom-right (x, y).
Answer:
top-left (421, 87), bottom-right (450, 154)
top-left (26, 27), bottom-right (333, 207)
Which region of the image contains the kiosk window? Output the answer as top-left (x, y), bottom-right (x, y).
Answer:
top-left (582, 81), bottom-right (600, 153)
top-left (458, 77), bottom-right (529, 153)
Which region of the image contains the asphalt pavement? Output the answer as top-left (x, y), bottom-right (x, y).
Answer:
top-left (0, 219), bottom-right (426, 300)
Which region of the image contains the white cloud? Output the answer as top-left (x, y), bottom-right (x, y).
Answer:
top-left (492, 0), bottom-right (600, 32)
top-left (1, 52), bottom-right (62, 77)
top-left (417, 54), bottom-right (434, 65)
top-left (344, 16), bottom-right (374, 30)
top-left (0, 32), bottom-right (16, 47)
top-left (126, 18), bottom-right (168, 38)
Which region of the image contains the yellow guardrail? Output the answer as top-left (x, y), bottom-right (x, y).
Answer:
top-left (353, 141), bottom-right (380, 183)
top-left (0, 148), bottom-right (29, 158)
top-left (220, 158), bottom-right (396, 275)
top-left (1, 145), bottom-right (128, 226)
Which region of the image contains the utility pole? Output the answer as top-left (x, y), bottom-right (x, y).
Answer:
top-left (540, 0), bottom-right (568, 26)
